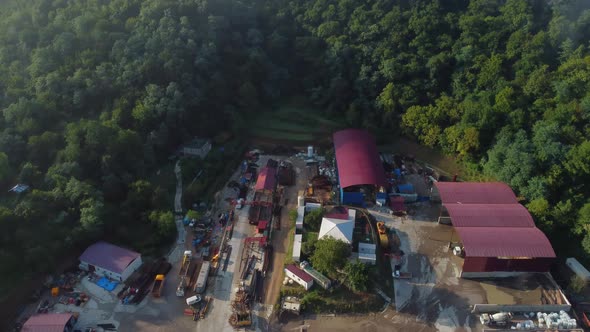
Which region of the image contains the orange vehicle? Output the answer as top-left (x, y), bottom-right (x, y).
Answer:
top-left (377, 222), bottom-right (389, 248)
top-left (151, 274), bottom-right (165, 297)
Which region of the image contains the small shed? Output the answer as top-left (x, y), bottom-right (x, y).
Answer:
top-left (292, 234), bottom-right (302, 262)
top-left (357, 242), bottom-right (377, 265)
top-left (285, 264), bottom-right (313, 290)
top-left (296, 206), bottom-right (305, 230)
top-left (181, 138), bottom-right (211, 158)
top-left (281, 296), bottom-right (301, 314)
top-left (305, 202), bottom-right (322, 212)
top-left (22, 313), bottom-right (75, 332)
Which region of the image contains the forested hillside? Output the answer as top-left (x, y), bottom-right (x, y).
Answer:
top-left (0, 0), bottom-right (285, 285)
top-left (0, 0), bottom-right (589, 292)
top-left (279, 0), bottom-right (590, 258)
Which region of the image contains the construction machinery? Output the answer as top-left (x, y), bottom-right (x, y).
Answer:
top-left (177, 251), bottom-right (192, 297)
top-left (479, 312), bottom-right (512, 326)
top-left (200, 296), bottom-right (212, 319)
top-left (377, 221), bottom-right (389, 248)
top-left (151, 274), bottom-right (165, 297)
top-left (194, 261), bottom-right (210, 294)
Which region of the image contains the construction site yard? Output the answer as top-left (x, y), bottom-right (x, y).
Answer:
top-left (369, 198), bottom-right (569, 331)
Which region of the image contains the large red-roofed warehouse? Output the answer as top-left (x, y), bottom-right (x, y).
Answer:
top-left (333, 129), bottom-right (386, 206)
top-left (433, 182), bottom-right (556, 277)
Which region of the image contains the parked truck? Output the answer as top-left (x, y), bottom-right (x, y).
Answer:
top-left (194, 261), bottom-right (210, 294)
top-left (151, 274), bottom-right (165, 297)
top-left (479, 312), bottom-right (512, 326)
top-left (177, 251), bottom-right (192, 297)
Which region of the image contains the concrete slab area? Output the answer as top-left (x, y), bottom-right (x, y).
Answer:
top-left (381, 199), bottom-right (568, 331)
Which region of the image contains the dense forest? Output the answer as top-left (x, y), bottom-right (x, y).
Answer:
top-left (0, 0), bottom-right (589, 296)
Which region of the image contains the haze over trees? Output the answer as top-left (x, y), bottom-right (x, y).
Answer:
top-left (0, 0), bottom-right (590, 293)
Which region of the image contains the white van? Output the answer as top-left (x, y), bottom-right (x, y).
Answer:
top-left (186, 295), bottom-right (202, 306)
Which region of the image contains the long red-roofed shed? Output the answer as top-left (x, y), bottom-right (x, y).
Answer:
top-left (333, 129), bottom-right (386, 189)
top-left (456, 227), bottom-right (555, 275)
top-left (434, 182), bottom-right (518, 204)
top-left (444, 203), bottom-right (535, 228)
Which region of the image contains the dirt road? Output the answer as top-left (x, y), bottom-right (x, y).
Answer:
top-left (277, 307), bottom-right (439, 332)
top-left (264, 158), bottom-right (306, 306)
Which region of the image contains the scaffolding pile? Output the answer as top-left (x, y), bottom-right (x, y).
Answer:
top-left (229, 288), bottom-right (252, 328)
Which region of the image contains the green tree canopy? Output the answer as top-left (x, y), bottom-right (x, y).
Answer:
top-left (344, 259), bottom-right (370, 292)
top-left (304, 208), bottom-right (324, 232)
top-left (310, 237), bottom-right (350, 278)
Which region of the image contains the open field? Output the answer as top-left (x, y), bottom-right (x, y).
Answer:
top-left (247, 101), bottom-right (346, 146)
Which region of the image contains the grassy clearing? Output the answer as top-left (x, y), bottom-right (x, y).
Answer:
top-left (284, 217), bottom-right (296, 266)
top-left (247, 100), bottom-right (345, 144)
top-left (250, 129), bottom-right (314, 142)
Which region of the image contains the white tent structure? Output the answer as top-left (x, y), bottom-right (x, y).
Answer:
top-left (318, 208), bottom-right (356, 244)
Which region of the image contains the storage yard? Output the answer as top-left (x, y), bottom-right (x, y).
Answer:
top-left (11, 129), bottom-right (590, 332)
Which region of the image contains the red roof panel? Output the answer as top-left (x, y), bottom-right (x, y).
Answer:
top-left (455, 227), bottom-right (555, 258)
top-left (445, 203), bottom-right (535, 228)
top-left (255, 166), bottom-right (276, 191)
top-left (333, 129), bottom-right (386, 189)
top-left (285, 264), bottom-right (313, 283)
top-left (257, 220), bottom-right (268, 230)
top-left (22, 313), bottom-right (72, 332)
top-left (435, 182), bottom-right (518, 204)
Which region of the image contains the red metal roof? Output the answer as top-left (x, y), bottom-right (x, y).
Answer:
top-left (257, 220), bottom-right (268, 230)
top-left (435, 182), bottom-right (518, 204)
top-left (333, 129), bottom-right (386, 189)
top-left (455, 227), bottom-right (556, 258)
top-left (325, 207), bottom-right (349, 220)
top-left (255, 166), bottom-right (276, 191)
top-left (22, 313), bottom-right (73, 332)
top-left (79, 242), bottom-right (140, 274)
top-left (445, 204), bottom-right (535, 228)
top-left (285, 264), bottom-right (313, 283)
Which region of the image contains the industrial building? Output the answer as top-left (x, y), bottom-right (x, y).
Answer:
top-left (333, 129), bottom-right (386, 206)
top-left (79, 242), bottom-right (142, 282)
top-left (22, 313), bottom-right (75, 332)
top-left (434, 182), bottom-right (556, 277)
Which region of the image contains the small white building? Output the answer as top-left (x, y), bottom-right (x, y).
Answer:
top-left (292, 234), bottom-right (302, 262)
top-left (181, 138), bottom-right (211, 158)
top-left (296, 206), bottom-right (305, 230)
top-left (318, 208), bottom-right (356, 244)
top-left (357, 242), bottom-right (377, 265)
top-left (285, 264), bottom-right (313, 290)
top-left (79, 242), bottom-right (142, 282)
top-left (305, 202), bottom-right (322, 212)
